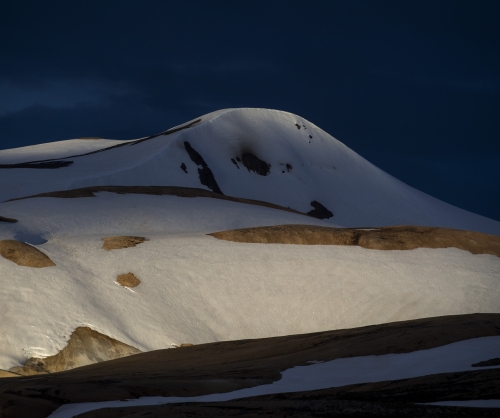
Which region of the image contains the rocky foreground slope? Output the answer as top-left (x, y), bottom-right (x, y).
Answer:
top-left (1, 314), bottom-right (499, 417)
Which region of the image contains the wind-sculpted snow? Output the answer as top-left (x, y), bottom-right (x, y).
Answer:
top-left (0, 192), bottom-right (499, 371)
top-left (0, 108), bottom-right (498, 234)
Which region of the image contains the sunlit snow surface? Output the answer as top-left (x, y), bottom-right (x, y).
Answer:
top-left (48, 336), bottom-right (500, 417)
top-left (1, 193), bottom-right (499, 369)
top-left (1, 108), bottom-right (500, 371)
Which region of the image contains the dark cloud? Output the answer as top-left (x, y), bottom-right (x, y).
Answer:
top-left (1, 0), bottom-right (499, 220)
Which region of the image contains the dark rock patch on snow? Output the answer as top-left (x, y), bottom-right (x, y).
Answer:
top-left (0, 160), bottom-right (73, 169)
top-left (307, 201), bottom-right (333, 219)
top-left (184, 141), bottom-right (222, 194)
top-left (0, 215), bottom-right (17, 223)
top-left (183, 141), bottom-right (206, 166)
top-left (231, 158), bottom-right (239, 169)
top-left (241, 153), bottom-right (270, 176)
top-left (295, 123), bottom-right (301, 129)
top-left (472, 358), bottom-right (500, 367)
top-left (199, 167), bottom-right (221, 193)
top-left (180, 163), bottom-right (187, 173)
top-left (286, 163), bottom-right (292, 172)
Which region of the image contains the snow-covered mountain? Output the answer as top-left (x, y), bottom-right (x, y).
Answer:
top-left (1, 108), bottom-right (498, 233)
top-left (1, 108), bottom-right (499, 374)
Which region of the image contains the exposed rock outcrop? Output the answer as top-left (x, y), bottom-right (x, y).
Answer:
top-left (102, 236), bottom-right (148, 251)
top-left (209, 224), bottom-right (500, 257)
top-left (9, 327), bottom-right (141, 375)
top-left (1, 314), bottom-right (499, 418)
top-left (116, 273), bottom-right (141, 288)
top-left (0, 240), bottom-right (55, 267)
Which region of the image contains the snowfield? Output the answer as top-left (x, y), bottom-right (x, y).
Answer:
top-left (1, 108), bottom-right (499, 233)
top-left (1, 108), bottom-right (499, 372)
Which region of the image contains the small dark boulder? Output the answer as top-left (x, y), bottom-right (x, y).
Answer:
top-left (307, 201), bottom-right (333, 219)
top-left (180, 163), bottom-right (188, 173)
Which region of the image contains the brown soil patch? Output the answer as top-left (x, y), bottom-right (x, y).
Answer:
top-left (7, 186), bottom-right (307, 217)
top-left (116, 273), bottom-right (141, 288)
top-left (0, 240), bottom-right (55, 267)
top-left (9, 327), bottom-right (141, 376)
top-left (0, 215), bottom-right (18, 223)
top-left (0, 314), bottom-right (499, 418)
top-left (102, 236), bottom-right (147, 251)
top-left (209, 224), bottom-right (500, 257)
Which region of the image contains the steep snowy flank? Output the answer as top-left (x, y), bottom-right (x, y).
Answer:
top-left (0, 108), bottom-right (498, 234)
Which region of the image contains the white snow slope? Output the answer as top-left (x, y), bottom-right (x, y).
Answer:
top-left (1, 108), bottom-right (499, 370)
top-left (1, 108), bottom-right (499, 233)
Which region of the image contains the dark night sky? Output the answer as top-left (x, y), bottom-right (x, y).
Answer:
top-left (1, 1), bottom-right (499, 221)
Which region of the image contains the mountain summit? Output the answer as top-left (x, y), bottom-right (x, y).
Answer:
top-left (1, 108), bottom-right (498, 233)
